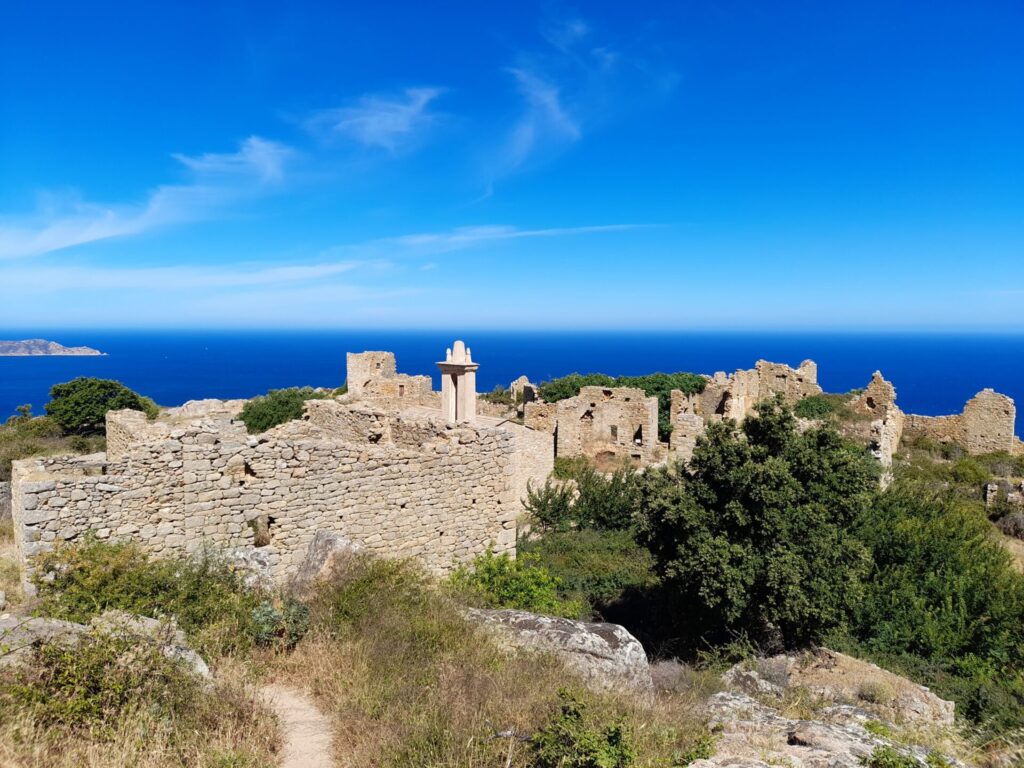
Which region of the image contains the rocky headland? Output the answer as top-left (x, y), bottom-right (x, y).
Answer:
top-left (0, 339), bottom-right (104, 356)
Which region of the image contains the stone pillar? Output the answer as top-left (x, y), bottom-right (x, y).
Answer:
top-left (437, 340), bottom-right (479, 423)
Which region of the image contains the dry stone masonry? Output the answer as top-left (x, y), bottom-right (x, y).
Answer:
top-left (10, 341), bottom-right (553, 590)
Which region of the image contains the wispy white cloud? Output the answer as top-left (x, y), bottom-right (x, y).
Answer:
top-left (305, 88), bottom-right (442, 151)
top-left (499, 68), bottom-right (581, 174)
top-left (2, 223), bottom-right (638, 295)
top-left (0, 137), bottom-right (294, 260)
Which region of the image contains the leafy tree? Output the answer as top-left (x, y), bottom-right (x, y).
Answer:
top-left (238, 387), bottom-right (329, 434)
top-left (45, 377), bottom-right (158, 435)
top-left (637, 397), bottom-right (879, 650)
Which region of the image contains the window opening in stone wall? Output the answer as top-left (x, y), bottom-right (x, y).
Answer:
top-left (250, 514), bottom-right (275, 547)
top-left (610, 425), bottom-right (618, 441)
top-left (633, 425), bottom-right (643, 445)
top-left (399, 384), bottom-right (405, 396)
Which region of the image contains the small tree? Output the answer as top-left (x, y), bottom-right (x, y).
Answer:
top-left (45, 377), bottom-right (158, 435)
top-left (238, 387), bottom-right (329, 434)
top-left (637, 397), bottom-right (879, 650)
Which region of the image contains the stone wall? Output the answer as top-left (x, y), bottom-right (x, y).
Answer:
top-left (534, 386), bottom-right (663, 466)
top-left (11, 406), bottom-right (522, 586)
top-left (674, 360), bottom-right (821, 423)
top-left (0, 481), bottom-right (10, 522)
top-left (904, 389), bottom-right (1017, 455)
top-left (669, 391), bottom-right (706, 463)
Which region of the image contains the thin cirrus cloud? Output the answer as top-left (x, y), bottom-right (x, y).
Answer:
top-left (304, 87), bottom-right (443, 151)
top-left (0, 136), bottom-right (294, 260)
top-left (3, 224), bottom-right (640, 296)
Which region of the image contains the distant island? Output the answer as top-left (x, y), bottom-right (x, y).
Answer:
top-left (0, 339), bottom-right (105, 356)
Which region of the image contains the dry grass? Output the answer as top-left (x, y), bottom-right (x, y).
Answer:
top-left (0, 651), bottom-right (279, 768)
top-left (268, 556), bottom-right (716, 768)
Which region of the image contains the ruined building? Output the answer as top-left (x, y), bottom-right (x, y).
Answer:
top-left (524, 386), bottom-right (663, 468)
top-left (10, 342), bottom-right (552, 587)
top-left (525, 359), bottom-right (822, 466)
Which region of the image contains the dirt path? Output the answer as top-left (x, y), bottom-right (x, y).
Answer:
top-left (261, 683), bottom-right (335, 768)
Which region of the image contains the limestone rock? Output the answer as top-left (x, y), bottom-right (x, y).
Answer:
top-left (91, 610), bottom-right (211, 678)
top-left (466, 608), bottom-right (654, 700)
top-left (226, 546), bottom-right (275, 590)
top-left (289, 530), bottom-right (362, 595)
top-left (701, 691), bottom-right (964, 768)
top-left (723, 648), bottom-right (955, 727)
top-left (0, 610), bottom-right (210, 679)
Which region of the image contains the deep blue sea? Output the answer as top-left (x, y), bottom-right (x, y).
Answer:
top-left (1, 331), bottom-right (1022, 435)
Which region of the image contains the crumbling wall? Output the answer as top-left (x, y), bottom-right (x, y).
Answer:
top-left (11, 409), bottom-right (520, 584)
top-left (552, 386), bottom-right (662, 466)
top-left (346, 351), bottom-right (397, 396)
top-left (669, 390), bottom-right (706, 464)
top-left (523, 402), bottom-right (558, 435)
top-left (904, 389), bottom-right (1017, 455)
top-left (673, 360), bottom-right (821, 423)
top-left (502, 422), bottom-right (554, 508)
top-left (851, 372), bottom-right (898, 417)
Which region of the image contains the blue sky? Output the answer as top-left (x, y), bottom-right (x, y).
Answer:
top-left (1, 1), bottom-right (1022, 330)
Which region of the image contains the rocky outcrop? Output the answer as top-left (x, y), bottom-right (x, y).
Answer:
top-left (0, 610), bottom-right (210, 678)
top-left (288, 530), bottom-right (362, 596)
top-left (467, 608), bottom-right (654, 700)
top-left (691, 691), bottom-right (966, 768)
top-left (723, 648), bottom-right (955, 727)
top-left (0, 339), bottom-right (104, 356)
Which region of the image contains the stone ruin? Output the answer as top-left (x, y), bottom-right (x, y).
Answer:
top-left (840, 372), bottom-right (1022, 474)
top-left (9, 341), bottom-right (553, 590)
top-left (7, 340), bottom-right (1021, 588)
top-left (524, 386), bottom-right (664, 469)
top-left (524, 358), bottom-right (822, 466)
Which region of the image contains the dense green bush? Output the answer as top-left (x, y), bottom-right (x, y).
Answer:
top-left (538, 372), bottom-right (706, 441)
top-left (45, 377), bottom-right (158, 434)
top-left (839, 488), bottom-right (1024, 732)
top-left (526, 463), bottom-right (641, 533)
top-left (793, 394), bottom-right (837, 419)
top-left (529, 689), bottom-right (634, 768)
top-left (238, 386), bottom-right (330, 434)
top-left (520, 529), bottom-right (657, 615)
top-left (480, 385), bottom-right (515, 406)
top-left (637, 397), bottom-right (879, 650)
top-left (32, 538), bottom-right (294, 656)
top-left (448, 548), bottom-right (584, 618)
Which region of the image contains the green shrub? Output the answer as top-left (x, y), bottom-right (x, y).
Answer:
top-left (45, 377), bottom-right (158, 435)
top-left (794, 394), bottom-right (836, 419)
top-left (529, 689), bottom-right (634, 768)
top-left (238, 386), bottom-right (329, 434)
top-left (860, 746), bottom-right (918, 768)
top-left (251, 598), bottom-right (311, 648)
top-left (32, 538), bottom-right (269, 657)
top-left (481, 385), bottom-right (514, 405)
top-left (0, 629), bottom-right (202, 735)
top-left (526, 463), bottom-right (641, 533)
top-left (521, 529), bottom-right (657, 613)
top-left (449, 548), bottom-right (584, 618)
top-left (0, 412), bottom-right (99, 481)
top-left (949, 457), bottom-right (991, 487)
top-left (552, 456), bottom-right (593, 480)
